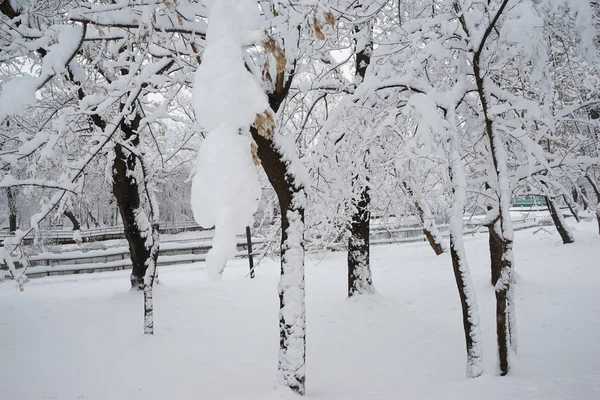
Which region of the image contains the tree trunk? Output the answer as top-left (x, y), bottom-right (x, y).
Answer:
top-left (348, 184), bottom-right (374, 296)
top-left (580, 186), bottom-right (589, 210)
top-left (245, 16), bottom-right (308, 390)
top-left (86, 210), bottom-right (100, 227)
top-left (251, 123), bottom-right (306, 395)
top-left (445, 109), bottom-right (483, 378)
top-left (488, 220), bottom-right (503, 286)
top-left (585, 175), bottom-right (600, 235)
top-left (143, 222), bottom-right (160, 334)
top-left (6, 188), bottom-right (16, 232)
top-left (464, 6), bottom-right (516, 372)
top-left (545, 196), bottom-right (574, 244)
top-left (112, 111), bottom-right (151, 290)
top-left (449, 234), bottom-right (483, 377)
top-left (63, 209), bottom-right (81, 231)
top-left (424, 227), bottom-right (445, 256)
top-left (563, 193), bottom-right (580, 223)
top-left (495, 279), bottom-right (509, 374)
top-left (402, 181), bottom-right (446, 255)
top-left (346, 5), bottom-right (376, 296)
top-left (67, 65), bottom-right (156, 289)
top-left (278, 193), bottom-right (306, 395)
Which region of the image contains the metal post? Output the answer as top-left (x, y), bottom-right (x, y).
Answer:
top-left (245, 225), bottom-right (255, 278)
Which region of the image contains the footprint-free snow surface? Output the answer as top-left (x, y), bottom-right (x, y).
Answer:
top-left (1, 222), bottom-right (599, 400)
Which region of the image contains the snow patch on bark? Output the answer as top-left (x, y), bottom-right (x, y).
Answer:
top-left (348, 236), bottom-right (375, 295)
top-left (277, 208), bottom-right (306, 394)
top-left (446, 108), bottom-right (484, 378)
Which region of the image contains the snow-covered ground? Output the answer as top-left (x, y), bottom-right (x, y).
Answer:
top-left (1, 222), bottom-right (599, 400)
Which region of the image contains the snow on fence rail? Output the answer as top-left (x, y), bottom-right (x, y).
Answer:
top-left (0, 217), bottom-right (545, 280)
top-left (1, 207), bottom-right (563, 245)
top-left (0, 223), bottom-right (205, 244)
top-left (4, 236), bottom-right (257, 279)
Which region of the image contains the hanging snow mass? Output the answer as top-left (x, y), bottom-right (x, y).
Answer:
top-left (190, 0), bottom-right (267, 280)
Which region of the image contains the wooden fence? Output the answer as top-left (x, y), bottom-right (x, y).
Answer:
top-left (1, 217), bottom-right (542, 280)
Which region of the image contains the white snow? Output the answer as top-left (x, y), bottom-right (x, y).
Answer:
top-left (190, 128), bottom-right (261, 280)
top-left (191, 0), bottom-right (266, 131)
top-left (1, 222), bottom-right (598, 400)
top-left (0, 25), bottom-right (84, 124)
top-left (190, 0), bottom-right (266, 280)
top-left (0, 75), bottom-right (38, 123)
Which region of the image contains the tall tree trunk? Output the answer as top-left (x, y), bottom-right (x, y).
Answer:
top-left (346, 2), bottom-right (375, 296)
top-left (112, 111), bottom-right (151, 290)
top-left (143, 221), bottom-right (160, 334)
top-left (252, 113), bottom-right (306, 395)
top-left (67, 65), bottom-right (158, 289)
top-left (545, 196), bottom-right (574, 244)
top-left (348, 184), bottom-right (374, 296)
top-left (446, 108), bottom-right (483, 378)
top-left (247, 12), bottom-right (307, 390)
top-left (6, 188), bottom-right (16, 232)
top-left (462, 0), bottom-right (516, 372)
top-left (488, 219), bottom-right (503, 286)
top-left (585, 175), bottom-right (600, 235)
top-left (402, 181), bottom-right (446, 255)
top-left (449, 234), bottom-right (483, 377)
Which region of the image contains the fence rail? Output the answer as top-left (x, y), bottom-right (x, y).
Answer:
top-left (0, 223), bottom-right (206, 244)
top-left (0, 217), bottom-right (545, 280)
top-left (1, 206), bottom-right (565, 245)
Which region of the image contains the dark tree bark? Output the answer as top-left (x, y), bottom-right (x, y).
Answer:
top-left (563, 194), bottom-right (580, 223)
top-left (402, 181), bottom-right (445, 255)
top-left (63, 209), bottom-right (81, 231)
top-left (112, 111), bottom-right (152, 290)
top-left (585, 175), bottom-right (600, 235)
top-left (86, 211), bottom-right (100, 228)
top-left (424, 226), bottom-right (445, 255)
top-left (458, 0), bottom-right (515, 375)
top-left (67, 64), bottom-right (158, 289)
top-left (252, 125), bottom-right (306, 394)
top-left (581, 186), bottom-right (589, 210)
top-left (449, 234), bottom-right (482, 376)
top-left (495, 280), bottom-right (509, 373)
top-left (545, 196), bottom-right (574, 244)
top-left (348, 184), bottom-right (374, 296)
top-left (143, 222), bottom-right (160, 334)
top-left (250, 75), bottom-right (306, 394)
top-left (0, 0), bottom-right (19, 20)
top-left (487, 225), bottom-right (514, 375)
top-left (488, 220), bottom-right (503, 286)
top-left (6, 188), bottom-right (17, 232)
top-left (346, 4), bottom-right (375, 296)
top-left (446, 161), bottom-right (483, 377)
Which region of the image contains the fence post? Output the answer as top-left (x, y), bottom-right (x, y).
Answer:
top-left (246, 226), bottom-right (255, 279)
